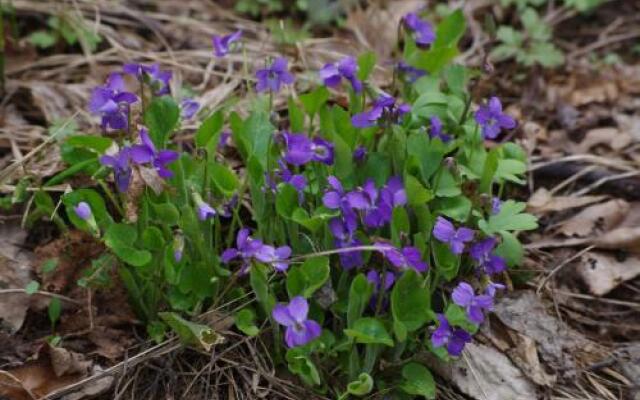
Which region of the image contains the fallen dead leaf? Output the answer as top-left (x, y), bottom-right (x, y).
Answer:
top-left (575, 251), bottom-right (640, 296)
top-left (0, 223), bottom-right (34, 333)
top-left (49, 345), bottom-right (92, 378)
top-left (557, 199), bottom-right (629, 237)
top-left (576, 127), bottom-right (632, 153)
top-left (422, 342), bottom-right (538, 400)
top-left (528, 188), bottom-right (607, 213)
top-left (569, 80), bottom-right (618, 106)
top-left (593, 226), bottom-right (640, 252)
top-left (493, 291), bottom-right (604, 378)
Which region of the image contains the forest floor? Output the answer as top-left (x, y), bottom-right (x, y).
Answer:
top-left (1, 0), bottom-right (640, 399)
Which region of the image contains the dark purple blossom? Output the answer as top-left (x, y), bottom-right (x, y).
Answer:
top-left (212, 30), bottom-right (242, 57)
top-left (180, 98), bottom-right (199, 119)
top-left (255, 57), bottom-right (295, 93)
top-left (282, 132), bottom-right (334, 166)
top-left (74, 202), bottom-right (92, 221)
top-left (353, 146), bottom-right (367, 162)
top-left (319, 56), bottom-right (362, 93)
top-left (129, 128), bottom-right (179, 179)
top-left (474, 97), bottom-right (516, 140)
top-left (396, 61), bottom-right (426, 83)
top-left (99, 147), bottom-right (133, 192)
top-left (89, 73), bottom-right (138, 131)
top-left (351, 94), bottom-right (410, 128)
top-left (432, 216), bottom-right (474, 255)
top-left (366, 270), bottom-right (395, 310)
top-left (221, 229), bottom-right (291, 273)
top-left (375, 243), bottom-right (428, 273)
top-left (403, 13), bottom-right (436, 48)
top-left (122, 63), bottom-right (172, 95)
top-left (470, 238), bottom-right (507, 276)
top-left (272, 296), bottom-right (322, 348)
top-left (218, 131), bottom-right (231, 150)
top-left (431, 314), bottom-right (472, 356)
top-left (429, 116), bottom-right (452, 142)
top-left (452, 282), bottom-right (494, 324)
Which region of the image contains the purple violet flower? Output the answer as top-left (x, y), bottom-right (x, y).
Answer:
top-left (194, 196), bottom-right (217, 221)
top-left (272, 296), bottom-right (322, 348)
top-left (353, 146), bottom-right (367, 162)
top-left (99, 147), bottom-right (133, 193)
top-left (180, 98), bottom-right (199, 119)
top-left (255, 57), bottom-right (295, 93)
top-left (89, 73), bottom-right (138, 131)
top-left (485, 281), bottom-right (506, 297)
top-left (375, 243), bottom-right (428, 273)
top-left (212, 30), bottom-right (242, 57)
top-left (429, 116), bottom-right (452, 142)
top-left (470, 238), bottom-right (507, 276)
top-left (396, 61), bottom-right (426, 83)
top-left (403, 13), bottom-right (436, 48)
top-left (432, 216), bottom-right (474, 255)
top-left (276, 160), bottom-right (307, 202)
top-left (366, 269), bottom-right (396, 310)
top-left (221, 229), bottom-right (290, 273)
top-left (74, 202), bottom-right (92, 221)
top-left (351, 94), bottom-right (410, 128)
top-left (129, 128), bottom-right (179, 179)
top-left (452, 282), bottom-right (494, 324)
top-left (218, 131), bottom-right (231, 150)
top-left (123, 63), bottom-right (172, 95)
top-left (474, 97), bottom-right (516, 140)
top-left (431, 314), bottom-right (472, 356)
top-left (491, 197), bottom-right (501, 215)
top-left (282, 132), bottom-right (334, 166)
top-left (319, 56), bottom-right (363, 93)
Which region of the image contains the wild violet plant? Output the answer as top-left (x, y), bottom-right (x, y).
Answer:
top-left (33, 9), bottom-right (538, 399)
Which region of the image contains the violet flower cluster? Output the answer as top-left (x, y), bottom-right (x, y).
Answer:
top-left (221, 228), bottom-right (291, 274)
top-left (319, 56), bottom-right (362, 93)
top-left (351, 94), bottom-right (410, 128)
top-left (89, 73), bottom-right (138, 131)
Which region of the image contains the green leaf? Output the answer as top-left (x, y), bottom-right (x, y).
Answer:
top-left (357, 51), bottom-right (377, 81)
top-left (286, 256), bottom-right (330, 298)
top-left (66, 135), bottom-right (113, 153)
top-left (29, 30), bottom-right (57, 48)
top-left (25, 281), bottom-right (40, 295)
top-left (300, 86), bottom-right (330, 116)
top-left (344, 317), bottom-right (394, 347)
top-left (405, 174), bottom-right (434, 206)
top-left (433, 9), bottom-right (466, 49)
top-left (478, 200), bottom-right (538, 234)
top-left (275, 184), bottom-right (299, 219)
top-left (48, 298), bottom-right (62, 328)
top-left (104, 223), bottom-right (152, 267)
top-left (432, 241), bottom-right (459, 281)
top-left (347, 373), bottom-right (374, 396)
top-left (286, 348), bottom-right (321, 386)
top-left (495, 159), bottom-right (527, 184)
top-left (391, 269), bottom-right (430, 332)
top-left (391, 207), bottom-right (410, 245)
top-left (288, 98), bottom-right (305, 132)
top-left (195, 110), bottom-right (224, 148)
top-left (151, 202), bottom-right (180, 226)
top-left (42, 258), bottom-right (59, 274)
top-left (347, 274), bottom-right (373, 328)
top-left (143, 96), bottom-right (180, 147)
top-left (291, 207), bottom-right (339, 232)
top-left (495, 231), bottom-right (524, 267)
top-left (433, 195), bottom-right (471, 222)
top-left (210, 162), bottom-right (239, 196)
top-left (400, 363), bottom-right (436, 399)
top-left (234, 308), bottom-right (260, 336)
top-left (63, 189), bottom-right (111, 231)
top-left (250, 265), bottom-right (276, 314)
top-left (142, 226), bottom-right (165, 250)
top-left (445, 304), bottom-right (478, 333)
top-left (159, 312), bottom-right (224, 351)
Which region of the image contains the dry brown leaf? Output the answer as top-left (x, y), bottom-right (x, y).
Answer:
top-left (0, 224), bottom-right (33, 333)
top-left (576, 127), bottom-right (632, 152)
top-left (575, 251), bottom-right (640, 296)
top-left (493, 291), bottom-right (604, 378)
top-left (557, 199), bottom-right (629, 237)
top-left (569, 80), bottom-right (618, 106)
top-left (593, 226), bottom-right (640, 252)
top-left (528, 188), bottom-right (607, 213)
top-left (422, 342), bottom-right (538, 400)
top-left (49, 345), bottom-right (92, 378)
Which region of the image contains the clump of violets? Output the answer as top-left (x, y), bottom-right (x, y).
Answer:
top-left (130, 128), bottom-right (179, 179)
top-left (319, 56), bottom-right (362, 93)
top-left (452, 282), bottom-right (494, 324)
top-left (470, 237), bottom-right (507, 275)
top-left (99, 147), bottom-right (133, 192)
top-left (281, 132), bottom-right (334, 166)
top-left (351, 94), bottom-right (410, 128)
top-left (474, 96), bottom-right (516, 139)
top-left (89, 73), bottom-right (138, 131)
top-left (433, 216), bottom-right (474, 254)
top-left (221, 229), bottom-right (291, 273)
top-left (403, 12), bottom-right (436, 48)
top-left (255, 57), bottom-right (295, 93)
top-left (212, 30), bottom-right (242, 57)
top-left (273, 296), bottom-right (322, 348)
